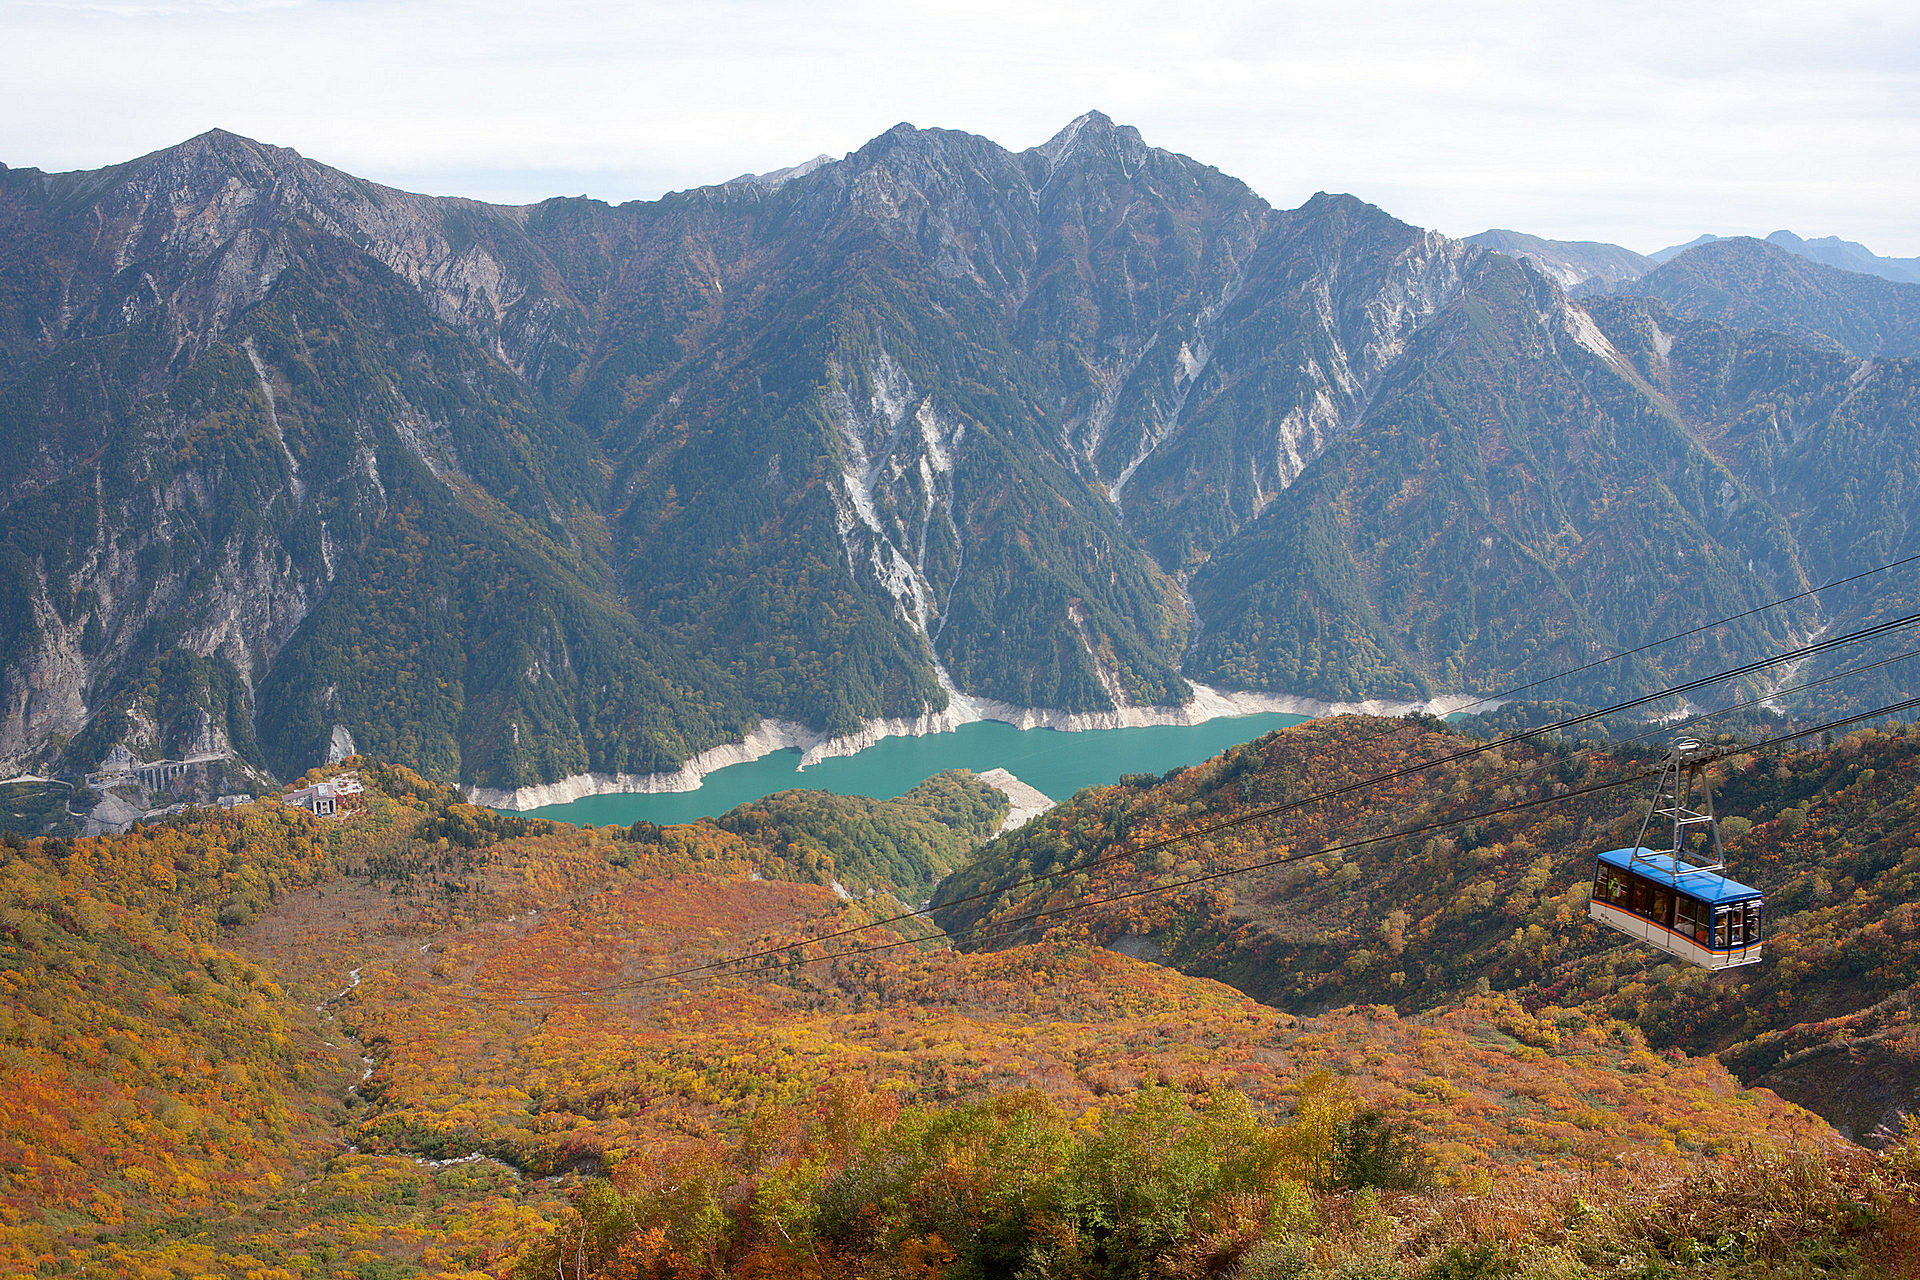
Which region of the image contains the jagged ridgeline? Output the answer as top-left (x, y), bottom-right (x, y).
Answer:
top-left (2, 116), bottom-right (1918, 791)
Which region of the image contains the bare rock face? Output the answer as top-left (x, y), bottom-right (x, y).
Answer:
top-left (3, 130), bottom-right (571, 381)
top-left (327, 725), bottom-right (357, 764)
top-left (0, 132), bottom-right (621, 790)
top-left (2, 114), bottom-right (1915, 795)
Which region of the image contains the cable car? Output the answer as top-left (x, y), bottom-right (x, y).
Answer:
top-left (1588, 738), bottom-right (1763, 970)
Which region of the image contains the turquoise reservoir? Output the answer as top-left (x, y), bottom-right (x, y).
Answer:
top-left (523, 712), bottom-right (1310, 827)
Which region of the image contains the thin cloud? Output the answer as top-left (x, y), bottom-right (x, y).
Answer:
top-left (2, 0), bottom-right (1915, 254)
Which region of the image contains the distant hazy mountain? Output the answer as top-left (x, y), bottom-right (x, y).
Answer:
top-left (1649, 233), bottom-right (1726, 264)
top-left (1465, 229), bottom-right (1656, 290)
top-left (1624, 236), bottom-right (1920, 357)
top-left (2, 118), bottom-right (1916, 794)
top-left (1764, 230), bottom-right (1920, 285)
top-left (1653, 230), bottom-right (1920, 285)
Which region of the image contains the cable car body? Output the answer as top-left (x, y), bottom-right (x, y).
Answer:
top-left (1589, 847), bottom-right (1763, 969)
top-left (1587, 739), bottom-right (1764, 970)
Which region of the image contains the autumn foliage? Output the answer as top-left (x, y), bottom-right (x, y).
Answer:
top-left (8, 727), bottom-right (1920, 1277)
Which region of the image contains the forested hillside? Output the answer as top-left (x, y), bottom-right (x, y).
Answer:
top-left (0, 762), bottom-right (1010, 1273)
top-left (932, 714), bottom-right (1920, 1145)
top-left (1621, 237), bottom-right (1920, 358)
top-left (7, 741), bottom-right (1920, 1278)
top-left (3, 119), bottom-right (1919, 797)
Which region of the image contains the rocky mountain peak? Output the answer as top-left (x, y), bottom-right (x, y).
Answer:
top-left (98, 128), bottom-right (323, 211)
top-left (4, 116), bottom-right (1915, 807)
top-left (848, 120), bottom-right (1000, 166)
top-left (1029, 110), bottom-right (1148, 178)
top-left (732, 153), bottom-right (837, 189)
top-left (174, 126), bottom-right (300, 165)
top-left (0, 126), bottom-right (581, 387)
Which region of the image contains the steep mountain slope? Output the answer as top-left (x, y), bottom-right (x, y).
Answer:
top-left (544, 119), bottom-right (1226, 723)
top-left (0, 193), bottom-right (748, 792)
top-left (1105, 192), bottom-right (1476, 573)
top-left (1625, 237), bottom-right (1920, 358)
top-left (534, 118), bottom-right (1503, 719)
top-left (1584, 295), bottom-right (1920, 714)
top-left (1183, 251), bottom-right (1808, 706)
top-left (5, 118), bottom-right (1920, 796)
top-left (932, 715), bottom-right (1920, 1143)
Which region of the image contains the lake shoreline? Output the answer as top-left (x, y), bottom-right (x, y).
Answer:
top-left (467, 683), bottom-right (1492, 812)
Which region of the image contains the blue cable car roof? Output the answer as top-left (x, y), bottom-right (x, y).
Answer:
top-left (1595, 846), bottom-right (1763, 904)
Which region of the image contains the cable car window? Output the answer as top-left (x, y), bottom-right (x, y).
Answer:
top-left (1746, 902), bottom-right (1762, 944)
top-left (1652, 888), bottom-right (1669, 924)
top-left (1713, 908), bottom-right (1729, 949)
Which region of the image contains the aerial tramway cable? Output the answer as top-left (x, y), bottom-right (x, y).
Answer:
top-left (524, 608), bottom-right (1920, 999)
top-left (526, 692), bottom-right (1920, 1000)
top-left (1365, 635), bottom-right (1920, 845)
top-left (1429, 552), bottom-right (1920, 723)
top-left (755, 695), bottom-right (1920, 975)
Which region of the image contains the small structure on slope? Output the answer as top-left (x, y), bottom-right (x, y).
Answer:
top-left (281, 774), bottom-right (365, 817)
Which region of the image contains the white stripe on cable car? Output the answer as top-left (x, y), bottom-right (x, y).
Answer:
top-left (1588, 900), bottom-right (1761, 969)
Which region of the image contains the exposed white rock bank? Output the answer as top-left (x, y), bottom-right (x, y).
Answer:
top-left (466, 683), bottom-right (1495, 812)
top-left (976, 768), bottom-right (1055, 833)
top-left (464, 717), bottom-right (828, 810)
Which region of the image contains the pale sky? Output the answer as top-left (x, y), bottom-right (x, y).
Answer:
top-left (4, 0), bottom-right (1917, 256)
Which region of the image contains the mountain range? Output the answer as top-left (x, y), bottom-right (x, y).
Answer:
top-left (1474, 226), bottom-right (1920, 293)
top-left (1653, 230), bottom-right (1920, 284)
top-left (3, 114), bottom-right (1919, 799)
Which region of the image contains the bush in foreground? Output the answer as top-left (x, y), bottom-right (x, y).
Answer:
top-left (517, 1093), bottom-right (1920, 1280)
